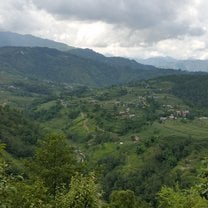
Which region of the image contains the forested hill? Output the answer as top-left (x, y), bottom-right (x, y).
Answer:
top-left (0, 105), bottom-right (41, 157)
top-left (0, 46), bottom-right (184, 87)
top-left (158, 75), bottom-right (208, 107)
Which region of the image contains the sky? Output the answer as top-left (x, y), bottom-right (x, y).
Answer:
top-left (0, 0), bottom-right (208, 59)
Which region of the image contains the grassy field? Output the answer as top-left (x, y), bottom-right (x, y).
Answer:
top-left (153, 119), bottom-right (208, 139)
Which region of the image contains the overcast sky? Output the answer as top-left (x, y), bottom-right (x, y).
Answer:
top-left (0, 0), bottom-right (208, 59)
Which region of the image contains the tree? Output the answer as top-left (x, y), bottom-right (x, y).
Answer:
top-left (11, 180), bottom-right (52, 208)
top-left (158, 159), bottom-right (208, 208)
top-left (57, 173), bottom-right (100, 208)
top-left (158, 186), bottom-right (208, 208)
top-left (0, 143), bottom-right (52, 208)
top-left (197, 158), bottom-right (208, 200)
top-left (109, 190), bottom-right (136, 208)
top-left (33, 134), bottom-right (78, 197)
top-left (0, 144), bottom-right (17, 208)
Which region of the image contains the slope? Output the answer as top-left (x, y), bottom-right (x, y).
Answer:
top-left (0, 31), bottom-right (73, 51)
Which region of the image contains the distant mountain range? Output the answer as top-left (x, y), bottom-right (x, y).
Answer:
top-left (0, 47), bottom-right (185, 87)
top-left (1, 32), bottom-right (208, 73)
top-left (0, 31), bottom-right (190, 86)
top-left (0, 31), bottom-right (73, 51)
top-left (137, 57), bottom-right (208, 72)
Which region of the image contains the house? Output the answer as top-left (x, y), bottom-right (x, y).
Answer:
top-left (119, 111), bottom-right (126, 115)
top-left (182, 110), bottom-right (190, 117)
top-left (129, 114), bottom-right (135, 118)
top-left (176, 110), bottom-right (190, 117)
top-left (199, 117), bottom-right (208, 120)
top-left (160, 117), bottom-right (167, 121)
top-left (169, 114), bottom-right (175, 120)
top-left (131, 136), bottom-right (140, 142)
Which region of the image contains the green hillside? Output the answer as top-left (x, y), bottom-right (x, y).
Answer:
top-left (159, 74), bottom-right (208, 107)
top-left (1, 74), bottom-right (208, 207)
top-left (0, 105), bottom-right (42, 157)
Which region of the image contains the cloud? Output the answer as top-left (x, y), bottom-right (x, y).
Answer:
top-left (0, 0), bottom-right (48, 33)
top-left (32, 0), bottom-right (183, 27)
top-left (0, 0), bottom-right (208, 59)
top-left (31, 0), bottom-right (205, 38)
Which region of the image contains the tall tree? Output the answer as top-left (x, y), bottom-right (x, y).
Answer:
top-left (57, 173), bottom-right (100, 208)
top-left (0, 144), bottom-right (16, 208)
top-left (158, 159), bottom-right (208, 208)
top-left (158, 186), bottom-right (208, 208)
top-left (33, 134), bottom-right (78, 197)
top-left (109, 190), bottom-right (137, 208)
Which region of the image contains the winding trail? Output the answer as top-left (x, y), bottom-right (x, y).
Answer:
top-left (81, 112), bottom-right (89, 132)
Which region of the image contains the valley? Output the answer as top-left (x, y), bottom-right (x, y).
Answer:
top-left (1, 71), bottom-right (208, 207)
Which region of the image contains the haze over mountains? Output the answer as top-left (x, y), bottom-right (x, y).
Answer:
top-left (138, 57), bottom-right (208, 72)
top-left (0, 31), bottom-right (73, 51)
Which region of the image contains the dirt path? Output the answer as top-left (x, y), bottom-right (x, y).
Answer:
top-left (81, 112), bottom-right (89, 132)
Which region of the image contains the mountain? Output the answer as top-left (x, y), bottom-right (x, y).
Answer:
top-left (1, 31), bottom-right (207, 73)
top-left (0, 47), bottom-right (185, 87)
top-left (70, 48), bottom-right (157, 70)
top-left (0, 31), bottom-right (73, 51)
top-left (138, 56), bottom-right (208, 72)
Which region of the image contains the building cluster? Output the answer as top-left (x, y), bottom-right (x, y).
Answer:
top-left (160, 104), bottom-right (190, 121)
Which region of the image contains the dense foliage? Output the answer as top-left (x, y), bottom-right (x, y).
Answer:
top-left (0, 136), bottom-right (101, 207)
top-left (159, 75), bottom-right (208, 108)
top-left (0, 106), bottom-right (41, 157)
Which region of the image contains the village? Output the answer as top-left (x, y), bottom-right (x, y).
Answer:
top-left (159, 104), bottom-right (190, 122)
